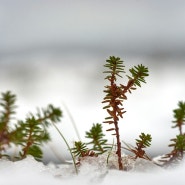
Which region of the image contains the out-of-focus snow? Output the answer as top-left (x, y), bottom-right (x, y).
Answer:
top-left (0, 156), bottom-right (185, 185)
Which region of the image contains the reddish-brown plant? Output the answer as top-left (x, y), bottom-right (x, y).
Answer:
top-left (102, 56), bottom-right (149, 170)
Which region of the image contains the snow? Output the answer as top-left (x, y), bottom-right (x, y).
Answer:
top-left (0, 155), bottom-right (185, 185)
top-left (1, 1), bottom-right (185, 184)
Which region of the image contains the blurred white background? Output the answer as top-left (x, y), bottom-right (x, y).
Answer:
top-left (0, 0), bottom-right (185, 163)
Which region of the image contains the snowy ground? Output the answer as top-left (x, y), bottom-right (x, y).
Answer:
top-left (1, 0), bottom-right (185, 161)
top-left (1, 2), bottom-right (185, 184)
top-left (0, 155), bottom-right (185, 185)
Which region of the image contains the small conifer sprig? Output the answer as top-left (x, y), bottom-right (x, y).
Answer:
top-left (159, 101), bottom-right (185, 166)
top-left (127, 64), bottom-right (149, 88)
top-left (0, 91), bottom-right (16, 152)
top-left (13, 118), bottom-right (49, 160)
top-left (172, 101), bottom-right (185, 135)
top-left (0, 91), bottom-right (16, 125)
top-left (169, 134), bottom-right (185, 158)
top-left (0, 91), bottom-right (62, 160)
top-left (102, 56), bottom-right (149, 170)
top-left (124, 133), bottom-right (152, 160)
top-left (85, 123), bottom-right (110, 154)
top-left (71, 141), bottom-right (97, 165)
top-left (11, 104), bottom-right (62, 160)
top-left (71, 141), bottom-right (87, 158)
top-left (160, 134), bottom-right (185, 166)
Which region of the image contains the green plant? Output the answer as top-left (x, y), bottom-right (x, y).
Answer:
top-left (0, 91), bottom-right (62, 160)
top-left (71, 123), bottom-right (110, 166)
top-left (0, 91), bottom-right (16, 153)
top-left (123, 133), bottom-right (152, 160)
top-left (172, 101), bottom-right (185, 135)
top-left (71, 141), bottom-right (97, 166)
top-left (2, 57), bottom-right (185, 173)
top-left (169, 134), bottom-right (185, 158)
top-left (160, 101), bottom-right (185, 166)
top-left (102, 56), bottom-right (149, 170)
top-left (85, 123), bottom-right (110, 154)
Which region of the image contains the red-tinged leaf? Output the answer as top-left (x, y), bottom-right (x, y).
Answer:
top-left (103, 105), bottom-right (110, 109)
top-left (107, 109), bottom-right (114, 117)
top-left (105, 117), bottom-right (113, 120)
top-left (121, 94), bottom-right (127, 100)
top-left (127, 79), bottom-right (134, 87)
top-left (117, 113), bottom-right (123, 118)
top-left (106, 128), bottom-right (115, 132)
top-left (117, 110), bottom-right (126, 116)
top-left (102, 97), bottom-right (111, 101)
top-left (103, 121), bottom-right (114, 124)
top-left (103, 96), bottom-right (112, 100)
top-left (115, 99), bottom-right (123, 104)
top-left (131, 87), bottom-right (136, 90)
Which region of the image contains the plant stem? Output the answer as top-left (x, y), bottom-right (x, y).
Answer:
top-left (114, 115), bottom-right (123, 170)
top-left (62, 102), bottom-right (81, 141)
top-left (52, 123), bottom-right (78, 174)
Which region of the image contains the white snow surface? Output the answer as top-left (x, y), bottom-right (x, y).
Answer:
top-left (0, 155), bottom-right (185, 185)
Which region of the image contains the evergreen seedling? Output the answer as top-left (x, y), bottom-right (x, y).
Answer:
top-left (85, 123), bottom-right (110, 154)
top-left (0, 91), bottom-right (16, 153)
top-left (169, 134), bottom-right (185, 158)
top-left (102, 56), bottom-right (149, 170)
top-left (0, 91), bottom-right (62, 160)
top-left (160, 101), bottom-right (185, 166)
top-left (172, 101), bottom-right (185, 135)
top-left (124, 133), bottom-right (152, 160)
top-left (71, 141), bottom-right (97, 166)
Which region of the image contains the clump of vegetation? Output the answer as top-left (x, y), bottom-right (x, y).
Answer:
top-left (0, 91), bottom-right (62, 161)
top-left (85, 123), bottom-right (110, 154)
top-left (123, 133), bottom-right (152, 161)
top-left (1, 56), bottom-right (184, 174)
top-left (72, 56), bottom-right (150, 170)
top-left (102, 56), bottom-right (149, 170)
top-left (160, 101), bottom-right (185, 166)
top-left (71, 123), bottom-right (109, 165)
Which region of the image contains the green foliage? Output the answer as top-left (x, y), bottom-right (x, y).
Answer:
top-left (0, 91), bottom-right (16, 127)
top-left (172, 101), bottom-right (185, 135)
top-left (103, 56), bottom-right (125, 79)
top-left (85, 123), bottom-right (110, 154)
top-left (71, 141), bottom-right (89, 158)
top-left (123, 133), bottom-right (152, 160)
top-left (2, 57), bottom-right (185, 171)
top-left (0, 91), bottom-right (62, 160)
top-left (171, 101), bottom-right (185, 158)
top-left (24, 145), bottom-right (43, 161)
top-left (12, 117), bottom-right (50, 160)
top-left (71, 123), bottom-right (110, 167)
top-left (136, 133), bottom-right (152, 148)
top-left (0, 91), bottom-right (17, 153)
top-left (102, 56), bottom-right (149, 170)
top-left (127, 64), bottom-right (149, 87)
top-left (30, 105), bottom-right (62, 127)
top-left (160, 134), bottom-right (185, 166)
top-left (71, 141), bottom-right (97, 160)
top-left (169, 134), bottom-right (185, 153)
top-left (160, 101), bottom-right (185, 166)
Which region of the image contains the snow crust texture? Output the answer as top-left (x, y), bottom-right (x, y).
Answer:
top-left (0, 156), bottom-right (185, 185)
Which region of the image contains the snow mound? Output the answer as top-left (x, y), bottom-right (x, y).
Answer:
top-left (0, 155), bottom-right (185, 185)
top-left (132, 158), bottom-right (162, 172)
top-left (0, 156), bottom-right (58, 184)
